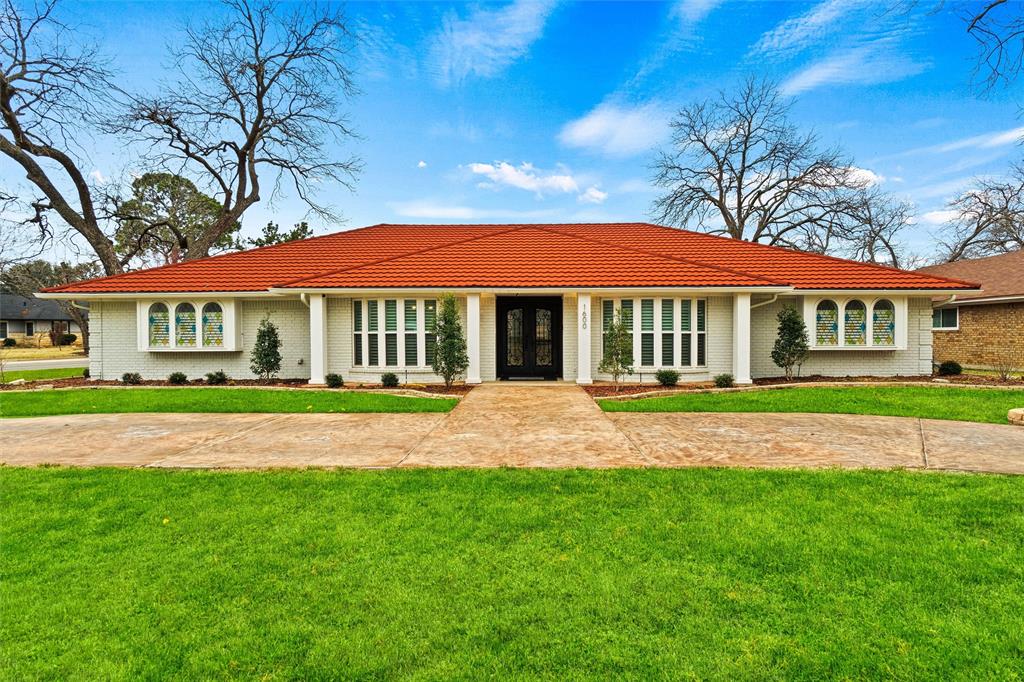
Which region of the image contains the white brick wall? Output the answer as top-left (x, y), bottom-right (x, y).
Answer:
top-left (750, 295), bottom-right (933, 378)
top-left (90, 299), bottom-right (311, 381)
top-left (89, 291), bottom-right (934, 382)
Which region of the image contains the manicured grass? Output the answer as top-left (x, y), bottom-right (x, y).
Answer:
top-left (2, 467), bottom-right (1022, 678)
top-left (0, 366), bottom-right (85, 383)
top-left (600, 385), bottom-right (1024, 424)
top-left (0, 387), bottom-right (456, 418)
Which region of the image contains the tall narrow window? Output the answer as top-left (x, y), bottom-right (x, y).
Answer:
top-left (680, 299), bottom-right (692, 366)
top-left (175, 302), bottom-right (196, 347)
top-left (602, 299), bottom-right (614, 361)
top-left (424, 300), bottom-right (437, 366)
top-left (844, 300), bottom-right (867, 346)
top-left (661, 299), bottom-right (674, 366)
top-left (384, 300), bottom-right (398, 366)
top-left (201, 302), bottom-right (223, 347)
top-left (353, 300), bottom-right (363, 365)
top-left (621, 299), bottom-right (634, 363)
top-left (872, 299), bottom-right (895, 346)
top-left (816, 300), bottom-right (839, 346)
top-left (404, 300), bottom-right (418, 365)
top-left (640, 299), bottom-right (655, 366)
top-left (696, 299), bottom-right (707, 366)
top-left (149, 303), bottom-right (170, 347)
top-left (367, 300), bottom-right (379, 365)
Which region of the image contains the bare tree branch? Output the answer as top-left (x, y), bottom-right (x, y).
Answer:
top-left (938, 164), bottom-right (1024, 260)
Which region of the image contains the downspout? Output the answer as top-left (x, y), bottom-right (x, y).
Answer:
top-left (750, 294), bottom-right (780, 310)
top-left (299, 293), bottom-right (309, 307)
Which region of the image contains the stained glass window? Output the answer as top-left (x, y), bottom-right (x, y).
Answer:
top-left (202, 302), bottom-right (223, 347)
top-left (175, 303), bottom-right (196, 347)
top-left (844, 300), bottom-right (867, 346)
top-left (507, 308), bottom-right (524, 366)
top-left (148, 303), bottom-right (170, 347)
top-left (872, 300), bottom-right (895, 345)
top-left (536, 308), bottom-right (552, 367)
top-left (816, 300), bottom-right (839, 345)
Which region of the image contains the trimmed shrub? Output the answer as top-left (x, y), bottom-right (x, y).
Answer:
top-left (250, 317), bottom-right (282, 382)
top-left (121, 372), bottom-right (143, 385)
top-left (83, 368), bottom-right (90, 379)
top-left (381, 372), bottom-right (400, 388)
top-left (168, 372), bottom-right (188, 385)
top-left (2, 337), bottom-right (15, 347)
top-left (325, 373), bottom-right (344, 388)
top-left (205, 370), bottom-right (229, 385)
top-left (655, 369), bottom-right (680, 387)
top-left (713, 373), bottom-right (735, 388)
top-left (60, 334), bottom-right (77, 345)
top-left (937, 360), bottom-right (962, 376)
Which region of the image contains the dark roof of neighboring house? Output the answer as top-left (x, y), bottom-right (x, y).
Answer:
top-left (42, 223), bottom-right (978, 294)
top-left (916, 250), bottom-right (1024, 303)
top-left (0, 293), bottom-right (84, 321)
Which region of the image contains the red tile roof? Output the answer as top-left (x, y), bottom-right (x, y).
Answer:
top-left (44, 223), bottom-right (978, 294)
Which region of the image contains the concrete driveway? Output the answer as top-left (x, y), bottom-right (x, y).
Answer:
top-left (2, 383), bottom-right (1022, 473)
top-left (4, 357), bottom-right (89, 370)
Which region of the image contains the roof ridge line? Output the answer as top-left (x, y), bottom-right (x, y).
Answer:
top-left (537, 225), bottom-right (788, 286)
top-left (637, 222), bottom-right (979, 289)
top-left (43, 223), bottom-right (393, 294)
top-left (275, 224), bottom-right (532, 288)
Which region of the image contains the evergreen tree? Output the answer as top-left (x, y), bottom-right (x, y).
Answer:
top-left (598, 311), bottom-right (634, 391)
top-left (431, 294), bottom-right (469, 389)
top-left (771, 306), bottom-right (810, 380)
top-left (250, 317), bottom-right (283, 382)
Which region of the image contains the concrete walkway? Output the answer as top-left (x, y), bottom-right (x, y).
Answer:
top-left (2, 383), bottom-right (1022, 473)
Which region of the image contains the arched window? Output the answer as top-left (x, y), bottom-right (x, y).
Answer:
top-left (815, 300), bottom-right (838, 345)
top-left (872, 299), bottom-right (895, 346)
top-left (148, 303), bottom-right (170, 347)
top-left (202, 302), bottom-right (223, 347)
top-left (844, 300), bottom-right (867, 346)
top-left (175, 302), bottom-right (196, 347)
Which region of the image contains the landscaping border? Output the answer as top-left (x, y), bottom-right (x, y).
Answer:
top-left (4, 384), bottom-right (465, 401)
top-left (597, 380), bottom-right (1024, 402)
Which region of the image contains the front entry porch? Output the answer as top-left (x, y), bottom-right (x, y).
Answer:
top-left (496, 296), bottom-right (563, 380)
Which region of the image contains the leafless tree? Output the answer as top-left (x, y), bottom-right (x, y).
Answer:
top-left (0, 0), bottom-right (123, 274)
top-left (963, 0), bottom-right (1024, 91)
top-left (651, 78), bottom-right (873, 253)
top-left (842, 191), bottom-right (918, 269)
top-left (938, 165), bottom-right (1024, 261)
top-left (113, 0), bottom-right (361, 260)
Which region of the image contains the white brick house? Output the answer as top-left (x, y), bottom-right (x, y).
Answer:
top-left (39, 223), bottom-right (977, 384)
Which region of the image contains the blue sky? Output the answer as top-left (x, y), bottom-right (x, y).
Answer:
top-left (17, 0), bottom-right (1023, 260)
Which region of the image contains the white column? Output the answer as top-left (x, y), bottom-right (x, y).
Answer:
top-left (309, 294), bottom-right (327, 385)
top-left (732, 292), bottom-right (752, 384)
top-left (577, 293), bottom-right (592, 384)
top-left (466, 293), bottom-right (481, 384)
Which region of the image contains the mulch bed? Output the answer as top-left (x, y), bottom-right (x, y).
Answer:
top-left (581, 373), bottom-right (1024, 398)
top-left (1, 377), bottom-right (475, 395)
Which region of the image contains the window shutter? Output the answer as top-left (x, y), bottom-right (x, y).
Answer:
top-left (696, 299), bottom-right (706, 332)
top-left (640, 299), bottom-right (654, 331)
top-left (424, 300), bottom-right (437, 330)
top-left (662, 333), bottom-right (674, 366)
top-left (385, 300), bottom-right (397, 331)
top-left (680, 300), bottom-right (691, 331)
top-left (661, 299), bottom-right (673, 331)
top-left (353, 300), bottom-right (362, 331)
top-left (385, 334), bottom-right (398, 365)
top-left (405, 334), bottom-right (418, 365)
top-left (404, 300), bottom-right (417, 331)
top-left (602, 299), bottom-right (613, 329)
top-left (641, 334), bottom-right (654, 366)
top-left (368, 301), bottom-right (378, 332)
top-left (620, 299), bottom-right (633, 328)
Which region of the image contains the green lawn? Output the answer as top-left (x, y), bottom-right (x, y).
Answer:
top-left (600, 386), bottom-right (1024, 424)
top-left (2, 468), bottom-right (1022, 679)
top-left (0, 366), bottom-right (84, 383)
top-left (0, 387), bottom-right (456, 418)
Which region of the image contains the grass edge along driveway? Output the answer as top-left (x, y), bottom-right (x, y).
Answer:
top-left (2, 467), bottom-right (1022, 679)
top-left (599, 385), bottom-right (1024, 425)
top-left (1, 367), bottom-right (85, 383)
top-left (0, 387), bottom-right (457, 418)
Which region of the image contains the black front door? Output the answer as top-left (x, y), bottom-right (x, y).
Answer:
top-left (496, 297), bottom-right (562, 380)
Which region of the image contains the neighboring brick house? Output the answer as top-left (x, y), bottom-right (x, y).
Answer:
top-left (0, 293), bottom-right (86, 346)
top-left (917, 250), bottom-right (1024, 371)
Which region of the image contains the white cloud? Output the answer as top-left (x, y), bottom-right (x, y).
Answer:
top-left (429, 0), bottom-right (559, 88)
top-left (919, 209), bottom-right (958, 225)
top-left (753, 0), bottom-right (860, 59)
top-left (559, 101), bottom-right (669, 156)
top-left (671, 0), bottom-right (725, 25)
top-left (389, 200), bottom-right (559, 221)
top-left (849, 167), bottom-right (884, 186)
top-left (781, 38), bottom-right (928, 95)
top-left (933, 126), bottom-right (1024, 153)
top-left (417, 160), bottom-right (427, 169)
top-left (88, 169), bottom-right (108, 184)
top-left (578, 187), bottom-right (608, 204)
top-left (468, 161), bottom-right (578, 195)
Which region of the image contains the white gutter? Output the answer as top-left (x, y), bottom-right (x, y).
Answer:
top-left (750, 294), bottom-right (779, 310)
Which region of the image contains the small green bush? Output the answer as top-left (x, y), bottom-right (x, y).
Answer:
top-left (2, 337), bottom-right (15, 347)
top-left (205, 370), bottom-right (229, 385)
top-left (381, 372), bottom-right (400, 388)
top-left (655, 369), bottom-right (680, 386)
top-left (938, 360), bottom-right (962, 376)
top-left (83, 368), bottom-right (90, 379)
top-left (121, 372), bottom-right (143, 385)
top-left (325, 373), bottom-right (344, 388)
top-left (60, 334), bottom-right (77, 345)
top-left (168, 372), bottom-right (188, 385)
top-left (713, 373), bottom-right (735, 388)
